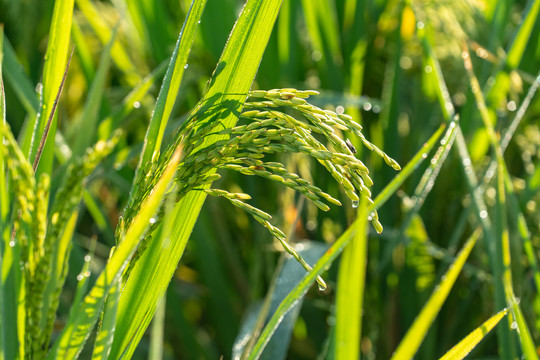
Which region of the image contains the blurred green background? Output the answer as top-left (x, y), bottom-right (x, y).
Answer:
top-left (1, 0), bottom-right (539, 358)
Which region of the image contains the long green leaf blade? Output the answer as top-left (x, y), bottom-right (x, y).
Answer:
top-left (439, 309), bottom-right (508, 360)
top-left (27, 0), bottom-right (74, 176)
top-left (46, 145), bottom-right (183, 360)
top-left (111, 1), bottom-right (284, 357)
top-left (129, 0), bottom-right (208, 209)
top-left (334, 199), bottom-right (368, 360)
top-left (390, 230), bottom-right (479, 360)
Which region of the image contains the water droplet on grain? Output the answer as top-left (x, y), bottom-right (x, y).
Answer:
top-left (77, 274), bottom-right (84, 281)
top-left (417, 21), bottom-right (424, 29)
top-left (511, 321), bottom-right (518, 330)
top-left (84, 255), bottom-right (92, 262)
top-left (352, 200), bottom-right (359, 208)
top-left (133, 101), bottom-right (141, 109)
top-left (318, 283), bottom-right (326, 291)
top-left (422, 153), bottom-right (428, 159)
top-left (424, 65), bottom-right (432, 73)
top-left (479, 210), bottom-right (488, 219)
top-left (149, 217), bottom-right (156, 225)
top-left (363, 102), bottom-right (372, 111)
top-left (9, 241), bottom-right (15, 247)
top-left (184, 64), bottom-right (189, 69)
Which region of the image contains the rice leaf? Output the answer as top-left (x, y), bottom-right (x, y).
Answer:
top-left (111, 1), bottom-right (284, 357)
top-left (0, 26), bottom-right (10, 360)
top-left (1, 37), bottom-right (39, 123)
top-left (26, 0), bottom-right (74, 177)
top-left (438, 309), bottom-right (508, 360)
top-left (91, 248), bottom-right (120, 360)
top-left (390, 230), bottom-right (479, 360)
top-left (334, 198), bottom-right (368, 360)
top-left (46, 144), bottom-right (183, 360)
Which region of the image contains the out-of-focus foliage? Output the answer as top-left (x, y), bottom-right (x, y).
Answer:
top-left (1, 0), bottom-right (539, 358)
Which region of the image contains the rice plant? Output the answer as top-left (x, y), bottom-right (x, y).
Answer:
top-left (0, 0), bottom-right (539, 359)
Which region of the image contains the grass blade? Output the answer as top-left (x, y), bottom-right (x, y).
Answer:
top-left (506, 0), bottom-right (540, 69)
top-left (463, 43), bottom-right (538, 359)
top-left (131, 0), bottom-right (207, 202)
top-left (46, 145), bottom-right (183, 359)
top-left (91, 264), bottom-right (120, 360)
top-left (1, 37), bottom-right (39, 122)
top-left (439, 309), bottom-right (508, 360)
top-left (390, 230), bottom-right (479, 360)
top-left (246, 202), bottom-right (367, 360)
top-left (26, 0), bottom-right (74, 177)
top-left (110, 0), bottom-right (284, 357)
top-left (148, 297), bottom-right (166, 360)
top-left (0, 26), bottom-right (8, 360)
top-left (334, 198), bottom-right (368, 360)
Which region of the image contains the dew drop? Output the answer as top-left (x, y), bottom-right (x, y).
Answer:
top-left (372, 105), bottom-right (381, 113)
top-left (511, 321), bottom-right (518, 330)
top-left (479, 210), bottom-right (488, 219)
top-left (352, 200), bottom-right (359, 208)
top-left (507, 101), bottom-right (516, 111)
top-left (424, 65), bottom-right (432, 73)
top-left (77, 274), bottom-right (84, 281)
top-left (84, 255), bottom-right (92, 262)
top-left (197, 20), bottom-right (201, 24)
top-left (311, 51), bottom-right (322, 62)
top-left (476, 48), bottom-right (488, 59)
top-left (133, 101), bottom-right (141, 109)
top-left (149, 217), bottom-right (157, 225)
top-left (184, 64), bottom-right (189, 69)
top-left (318, 283), bottom-right (326, 291)
top-left (417, 21), bottom-right (424, 29)
top-left (422, 153), bottom-right (428, 159)
top-left (363, 102), bottom-right (372, 111)
top-left (9, 241), bottom-right (15, 247)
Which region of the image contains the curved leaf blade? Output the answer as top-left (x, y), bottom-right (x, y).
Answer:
top-left (439, 309), bottom-right (508, 360)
